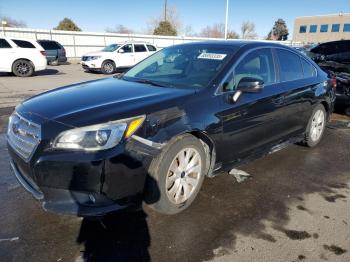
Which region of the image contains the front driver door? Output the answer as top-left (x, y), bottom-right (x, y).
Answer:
top-left (216, 48), bottom-right (287, 167)
top-left (116, 44), bottom-right (134, 67)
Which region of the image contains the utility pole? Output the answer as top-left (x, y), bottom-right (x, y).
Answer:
top-left (164, 0), bottom-right (168, 21)
top-left (224, 0), bottom-right (229, 39)
top-left (1, 20), bottom-right (7, 36)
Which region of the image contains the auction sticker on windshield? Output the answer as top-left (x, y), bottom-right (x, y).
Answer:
top-left (198, 53), bottom-right (227, 60)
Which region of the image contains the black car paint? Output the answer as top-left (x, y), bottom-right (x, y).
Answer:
top-left (8, 41), bottom-right (335, 216)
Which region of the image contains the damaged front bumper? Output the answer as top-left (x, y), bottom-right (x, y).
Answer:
top-left (7, 136), bottom-right (159, 217)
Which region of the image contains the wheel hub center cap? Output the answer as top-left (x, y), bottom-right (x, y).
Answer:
top-left (180, 171), bottom-right (185, 178)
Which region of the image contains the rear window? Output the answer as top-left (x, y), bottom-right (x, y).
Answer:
top-left (147, 45), bottom-right (157, 52)
top-left (12, 39), bottom-right (36, 48)
top-left (276, 49), bottom-right (303, 82)
top-left (134, 44), bottom-right (147, 52)
top-left (39, 41), bottom-right (61, 50)
top-left (301, 59), bottom-right (317, 78)
top-left (0, 39), bottom-right (11, 48)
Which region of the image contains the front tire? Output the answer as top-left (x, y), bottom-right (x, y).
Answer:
top-left (145, 135), bottom-right (207, 214)
top-left (303, 104), bottom-right (327, 147)
top-left (12, 59), bottom-right (34, 77)
top-left (101, 60), bottom-right (116, 74)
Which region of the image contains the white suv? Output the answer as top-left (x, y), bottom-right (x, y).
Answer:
top-left (0, 37), bottom-right (47, 77)
top-left (81, 42), bottom-right (157, 74)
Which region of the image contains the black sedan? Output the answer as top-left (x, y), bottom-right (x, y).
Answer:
top-left (7, 41), bottom-right (336, 216)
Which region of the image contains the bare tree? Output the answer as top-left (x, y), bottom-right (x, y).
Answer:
top-left (240, 21), bottom-right (257, 39)
top-left (199, 23), bottom-right (225, 38)
top-left (106, 24), bottom-right (133, 34)
top-left (147, 5), bottom-right (182, 35)
top-left (227, 30), bottom-right (240, 39)
top-left (0, 16), bottom-right (27, 28)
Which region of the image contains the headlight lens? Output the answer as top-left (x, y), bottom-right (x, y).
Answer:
top-left (53, 116), bottom-right (145, 151)
top-left (86, 56), bottom-right (101, 61)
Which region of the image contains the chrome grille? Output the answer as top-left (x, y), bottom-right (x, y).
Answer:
top-left (7, 113), bottom-right (41, 162)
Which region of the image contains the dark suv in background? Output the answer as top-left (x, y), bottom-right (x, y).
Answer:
top-left (308, 40), bottom-right (350, 115)
top-left (37, 40), bottom-right (67, 66)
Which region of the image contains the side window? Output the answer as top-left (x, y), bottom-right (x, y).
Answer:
top-left (222, 49), bottom-right (275, 92)
top-left (299, 26), bottom-right (307, 33)
top-left (147, 45), bottom-right (157, 52)
top-left (134, 44), bottom-right (147, 52)
top-left (0, 38), bottom-right (11, 48)
top-left (12, 39), bottom-right (36, 48)
top-left (320, 24), bottom-right (329, 33)
top-left (39, 41), bottom-right (60, 50)
top-left (276, 49), bottom-right (303, 82)
top-left (120, 44), bottom-right (133, 53)
top-left (301, 58), bottom-right (317, 78)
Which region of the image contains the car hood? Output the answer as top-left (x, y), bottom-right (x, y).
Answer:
top-left (82, 51), bottom-right (106, 57)
top-left (18, 77), bottom-right (195, 127)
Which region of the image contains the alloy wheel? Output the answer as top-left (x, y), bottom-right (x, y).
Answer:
top-left (310, 109), bottom-right (325, 142)
top-left (166, 147), bottom-right (202, 204)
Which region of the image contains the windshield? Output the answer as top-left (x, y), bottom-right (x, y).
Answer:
top-left (123, 44), bottom-right (237, 89)
top-left (102, 44), bottom-right (121, 52)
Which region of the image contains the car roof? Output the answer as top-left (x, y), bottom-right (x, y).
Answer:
top-left (169, 40), bottom-right (291, 50)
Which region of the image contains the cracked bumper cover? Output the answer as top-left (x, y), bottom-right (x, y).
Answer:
top-left (7, 137), bottom-right (160, 216)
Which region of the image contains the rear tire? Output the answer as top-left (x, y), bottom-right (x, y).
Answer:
top-left (49, 59), bottom-right (59, 66)
top-left (303, 104), bottom-right (327, 147)
top-left (145, 134), bottom-right (207, 214)
top-left (12, 59), bottom-right (34, 77)
top-left (101, 60), bottom-right (116, 74)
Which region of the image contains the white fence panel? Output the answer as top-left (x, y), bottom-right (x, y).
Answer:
top-left (0, 27), bottom-right (301, 58)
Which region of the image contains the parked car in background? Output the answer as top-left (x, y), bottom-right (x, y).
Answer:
top-left (7, 41), bottom-right (335, 216)
top-left (81, 41), bottom-right (157, 74)
top-left (37, 40), bottom-right (67, 66)
top-left (308, 40), bottom-right (350, 115)
top-left (0, 37), bottom-right (47, 77)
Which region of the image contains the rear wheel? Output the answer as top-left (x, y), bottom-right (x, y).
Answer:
top-left (303, 104), bottom-right (327, 147)
top-left (49, 59), bottom-right (59, 66)
top-left (101, 60), bottom-right (116, 74)
top-left (145, 135), bottom-right (206, 214)
top-left (12, 59), bottom-right (34, 77)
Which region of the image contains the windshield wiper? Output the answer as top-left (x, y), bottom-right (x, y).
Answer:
top-left (130, 78), bottom-right (169, 87)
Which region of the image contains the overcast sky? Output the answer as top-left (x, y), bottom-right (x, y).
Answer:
top-left (0, 0), bottom-right (349, 38)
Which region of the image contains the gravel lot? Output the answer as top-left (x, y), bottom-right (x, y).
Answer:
top-left (0, 64), bottom-right (349, 262)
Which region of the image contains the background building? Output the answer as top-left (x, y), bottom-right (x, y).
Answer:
top-left (293, 13), bottom-right (350, 43)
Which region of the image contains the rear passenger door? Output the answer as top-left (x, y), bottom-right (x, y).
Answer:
top-left (274, 48), bottom-right (318, 136)
top-left (133, 44), bottom-right (149, 64)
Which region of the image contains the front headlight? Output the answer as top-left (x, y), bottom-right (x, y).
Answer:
top-left (87, 56), bottom-right (101, 61)
top-left (53, 115), bottom-right (145, 151)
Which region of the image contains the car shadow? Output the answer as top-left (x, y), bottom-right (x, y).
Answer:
top-left (76, 210), bottom-right (151, 262)
top-left (34, 69), bottom-right (62, 76)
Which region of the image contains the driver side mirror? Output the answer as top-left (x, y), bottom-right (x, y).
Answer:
top-left (237, 77), bottom-right (264, 93)
top-left (118, 49), bottom-right (125, 54)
